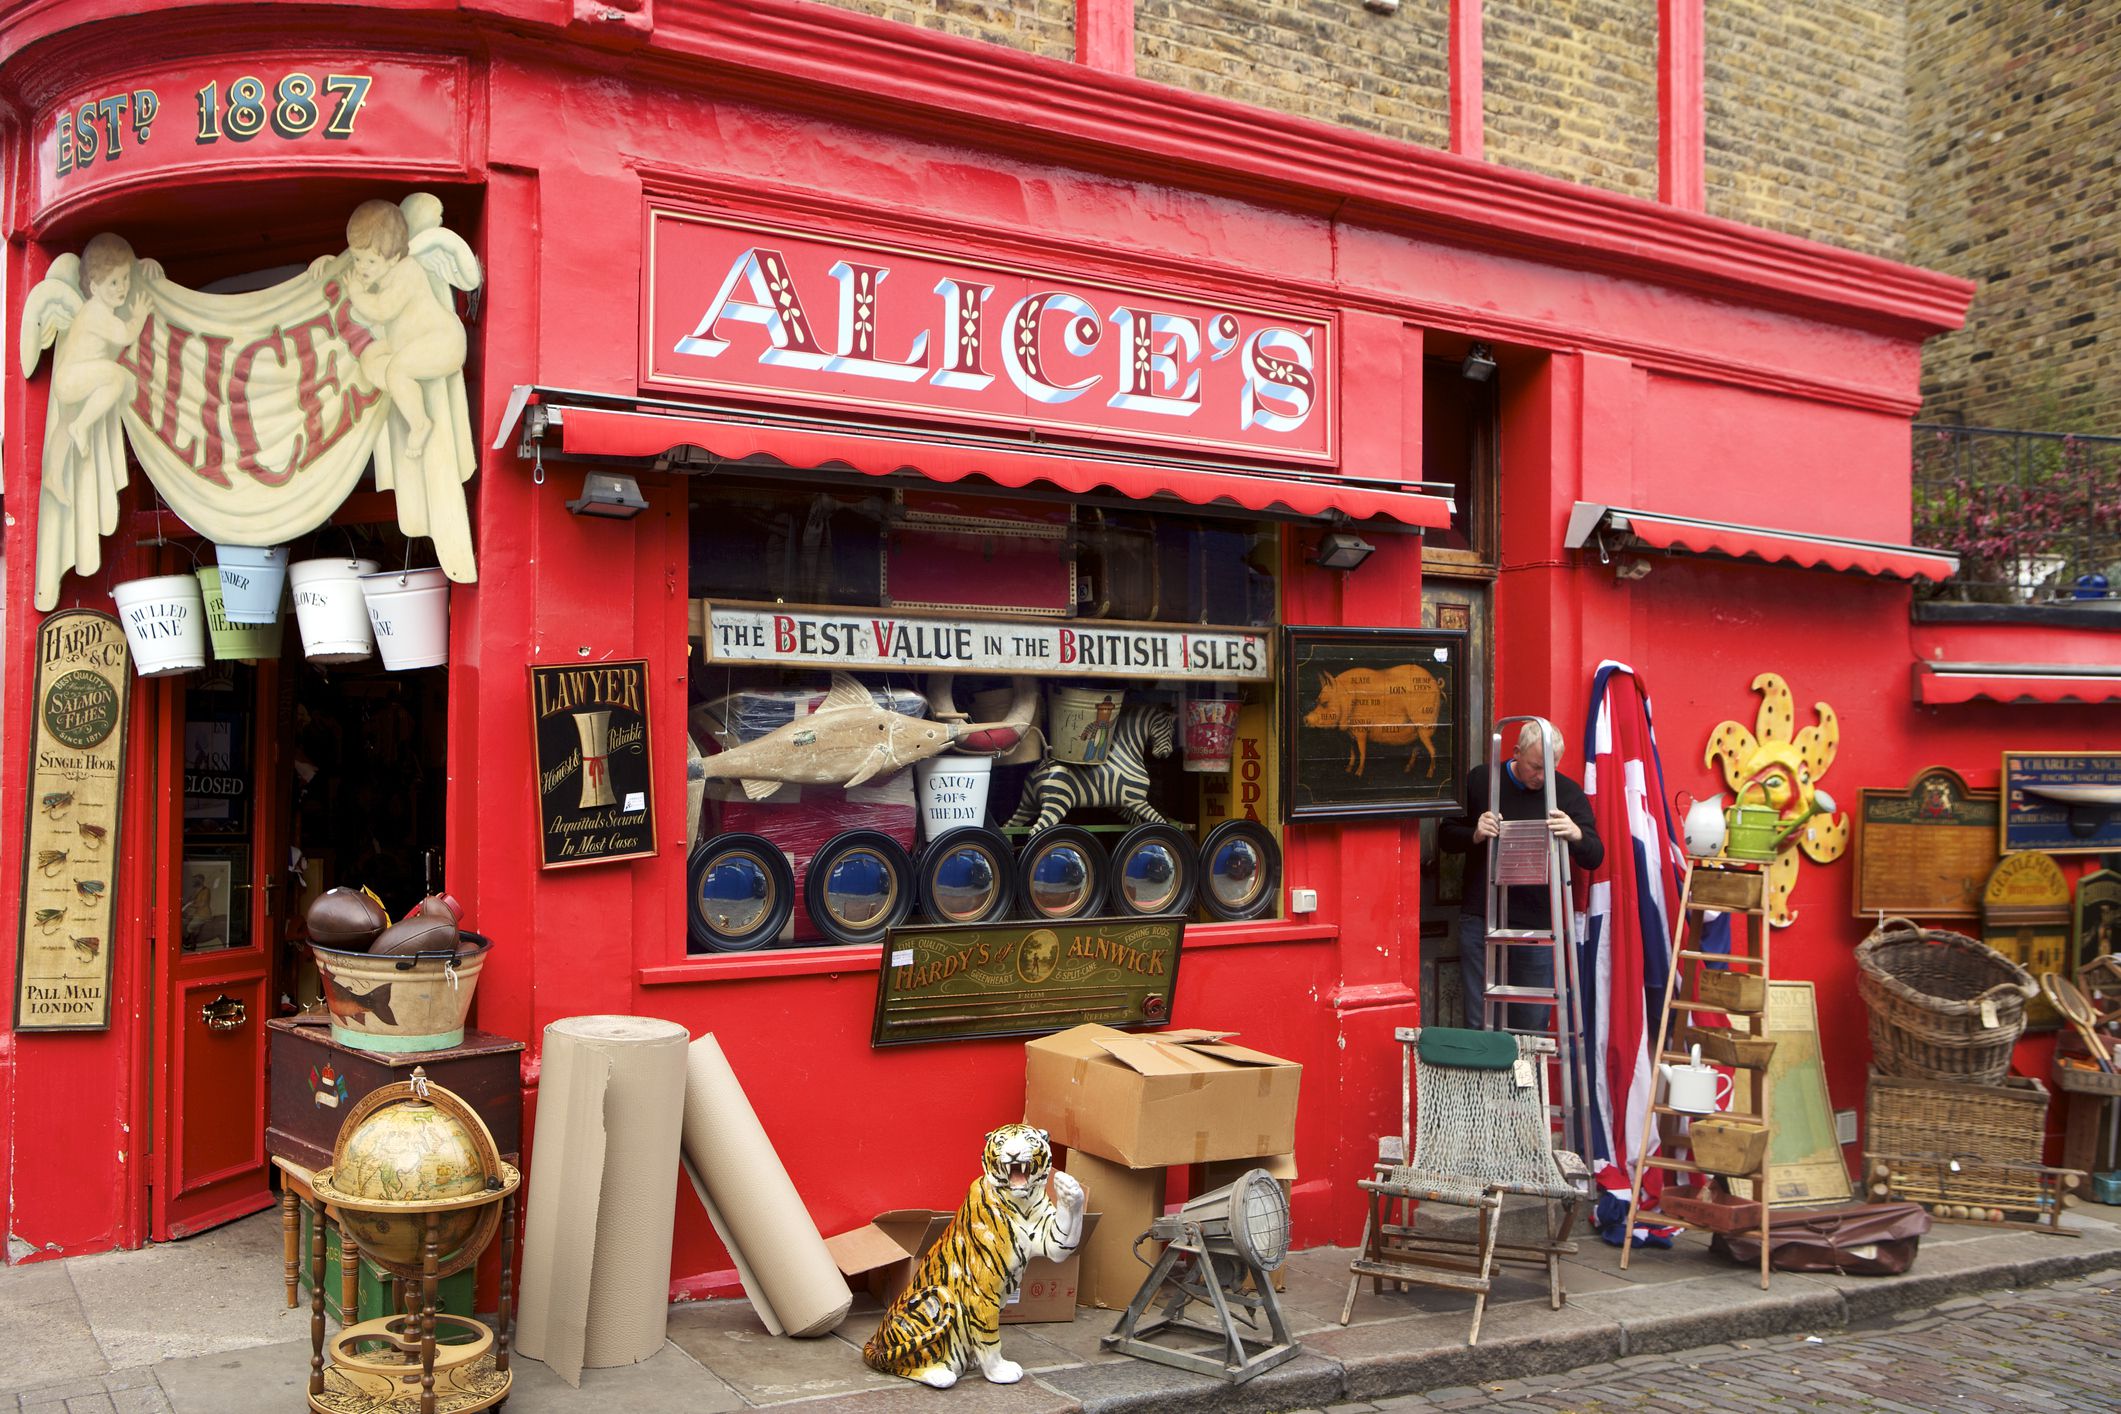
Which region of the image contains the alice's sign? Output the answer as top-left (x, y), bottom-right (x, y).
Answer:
top-left (700, 601), bottom-right (1272, 682)
top-left (872, 917), bottom-right (1183, 1046)
top-left (530, 659), bottom-right (658, 869)
top-left (646, 210), bottom-right (1336, 464)
top-left (19, 192), bottom-right (482, 611)
top-left (15, 611), bottom-right (130, 1032)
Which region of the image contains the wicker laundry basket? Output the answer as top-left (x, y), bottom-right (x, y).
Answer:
top-left (1855, 918), bottom-right (2036, 1085)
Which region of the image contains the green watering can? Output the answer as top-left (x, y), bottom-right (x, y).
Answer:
top-left (1723, 781), bottom-right (1836, 862)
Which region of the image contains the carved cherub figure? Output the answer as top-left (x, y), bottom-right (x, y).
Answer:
top-left (21, 234), bottom-right (166, 608)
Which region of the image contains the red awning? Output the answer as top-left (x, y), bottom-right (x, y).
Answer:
top-left (1913, 663), bottom-right (2121, 705)
top-left (499, 391), bottom-right (1453, 529)
top-left (1564, 502), bottom-right (1957, 582)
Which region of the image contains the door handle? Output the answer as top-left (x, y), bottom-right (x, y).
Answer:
top-left (200, 994), bottom-right (248, 1032)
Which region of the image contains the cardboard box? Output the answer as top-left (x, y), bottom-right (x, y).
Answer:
top-left (1198, 1152), bottom-right (1296, 1292)
top-left (1024, 1026), bottom-right (1301, 1168)
top-left (826, 1207), bottom-right (1101, 1324)
top-left (1063, 1149), bottom-right (1167, 1311)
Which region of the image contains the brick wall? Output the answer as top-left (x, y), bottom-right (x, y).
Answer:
top-left (1134, 0), bottom-right (1447, 148)
top-left (1705, 1), bottom-right (1907, 260)
top-left (1908, 2), bottom-right (2120, 430)
top-left (804, 0), bottom-right (1077, 62)
top-left (1483, 1), bottom-right (1657, 200)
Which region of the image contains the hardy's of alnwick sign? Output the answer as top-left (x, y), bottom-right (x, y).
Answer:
top-left (16, 610), bottom-right (130, 1031)
top-left (530, 659), bottom-right (657, 869)
top-left (872, 918), bottom-right (1183, 1047)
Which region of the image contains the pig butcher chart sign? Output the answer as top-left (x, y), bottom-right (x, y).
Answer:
top-left (1282, 626), bottom-right (1465, 819)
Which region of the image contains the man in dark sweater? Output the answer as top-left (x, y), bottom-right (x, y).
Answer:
top-left (1438, 720), bottom-right (1604, 1030)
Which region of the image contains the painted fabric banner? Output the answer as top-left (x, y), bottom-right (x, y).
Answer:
top-left (21, 192), bottom-right (481, 609)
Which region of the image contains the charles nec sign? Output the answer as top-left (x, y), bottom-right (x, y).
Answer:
top-left (645, 210), bottom-right (1336, 464)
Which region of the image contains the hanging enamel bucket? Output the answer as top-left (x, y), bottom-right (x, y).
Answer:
top-left (288, 557), bottom-right (378, 664)
top-left (110, 573), bottom-right (208, 677)
top-left (359, 567), bottom-right (450, 670)
top-left (196, 566), bottom-right (285, 663)
top-left (209, 543), bottom-right (288, 623)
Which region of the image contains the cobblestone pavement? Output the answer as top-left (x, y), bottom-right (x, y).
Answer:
top-left (1288, 1273), bottom-right (2119, 1413)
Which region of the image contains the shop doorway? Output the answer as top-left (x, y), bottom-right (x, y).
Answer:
top-left (149, 533), bottom-right (449, 1241)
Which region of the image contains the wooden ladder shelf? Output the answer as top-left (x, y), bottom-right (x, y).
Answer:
top-left (1620, 858), bottom-right (1776, 1289)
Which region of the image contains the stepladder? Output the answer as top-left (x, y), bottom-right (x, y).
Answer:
top-left (1479, 715), bottom-right (1594, 1161)
top-left (1621, 857), bottom-right (1777, 1289)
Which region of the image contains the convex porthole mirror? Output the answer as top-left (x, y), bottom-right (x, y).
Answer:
top-left (1198, 820), bottom-right (1281, 922)
top-left (687, 833), bottom-right (795, 952)
top-left (1015, 826), bottom-right (1109, 922)
top-left (805, 830), bottom-right (916, 946)
top-left (1111, 823), bottom-right (1199, 918)
top-left (916, 826), bottom-right (1017, 925)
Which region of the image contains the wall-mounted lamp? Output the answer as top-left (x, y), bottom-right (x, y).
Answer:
top-left (1614, 557), bottom-right (1653, 581)
top-left (566, 471), bottom-right (649, 520)
top-left (1313, 531), bottom-right (1376, 571)
top-left (1460, 343), bottom-right (1497, 383)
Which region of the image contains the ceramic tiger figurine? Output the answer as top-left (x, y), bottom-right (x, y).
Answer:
top-left (862, 1124), bottom-right (1086, 1389)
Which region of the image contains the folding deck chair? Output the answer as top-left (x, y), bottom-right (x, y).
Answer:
top-left (1341, 1026), bottom-right (1591, 1344)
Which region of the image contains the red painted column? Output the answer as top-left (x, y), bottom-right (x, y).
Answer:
top-left (1449, 0), bottom-right (1484, 160)
top-left (1658, 0), bottom-right (1705, 211)
top-left (1075, 0), bottom-right (1134, 76)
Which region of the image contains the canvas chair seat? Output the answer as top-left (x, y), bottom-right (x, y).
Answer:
top-left (1342, 1028), bottom-right (1590, 1345)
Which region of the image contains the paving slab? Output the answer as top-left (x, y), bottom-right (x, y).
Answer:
top-left (1041, 1350), bottom-right (1343, 1414)
top-left (1569, 1267), bottom-right (1846, 1356)
top-left (666, 1299), bottom-right (903, 1404)
top-left (64, 1213), bottom-right (304, 1369)
top-left (789, 1374), bottom-right (1082, 1414)
top-left (150, 1338), bottom-right (314, 1414)
top-left (1303, 1295), bottom-right (1620, 1403)
top-left (0, 1264), bottom-right (108, 1395)
top-left (508, 1343), bottom-right (746, 1413)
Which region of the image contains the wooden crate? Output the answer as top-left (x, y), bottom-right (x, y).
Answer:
top-left (1659, 1186), bottom-right (1764, 1233)
top-left (1689, 868), bottom-right (1764, 911)
top-left (1680, 1024), bottom-right (1777, 1069)
top-left (1691, 1118), bottom-right (1769, 1175)
top-left (1694, 969), bottom-right (1767, 1015)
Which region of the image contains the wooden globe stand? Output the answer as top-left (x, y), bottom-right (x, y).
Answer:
top-left (304, 1071), bottom-right (522, 1414)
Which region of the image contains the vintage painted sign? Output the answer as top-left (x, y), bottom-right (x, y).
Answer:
top-left (19, 192), bottom-right (481, 610)
top-left (1854, 766), bottom-right (2000, 919)
top-left (699, 600), bottom-right (1273, 682)
top-left (2002, 752), bottom-right (2121, 854)
top-left (871, 917), bottom-right (1182, 1047)
top-left (646, 209), bottom-right (1336, 464)
top-left (1983, 851), bottom-right (2071, 1031)
top-left (33, 55), bottom-right (468, 218)
top-left (15, 611), bottom-right (130, 1031)
top-left (530, 659), bottom-right (657, 868)
top-left (2075, 869), bottom-right (2121, 975)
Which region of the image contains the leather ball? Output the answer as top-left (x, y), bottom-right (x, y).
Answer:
top-left (306, 888), bottom-right (388, 950)
top-left (370, 913), bottom-right (460, 957)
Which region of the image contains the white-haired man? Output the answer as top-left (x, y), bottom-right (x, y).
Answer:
top-left (1438, 719), bottom-right (1603, 1030)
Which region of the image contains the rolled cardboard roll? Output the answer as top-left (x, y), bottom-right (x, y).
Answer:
top-left (515, 1015), bottom-right (689, 1386)
top-left (681, 1034), bottom-right (851, 1337)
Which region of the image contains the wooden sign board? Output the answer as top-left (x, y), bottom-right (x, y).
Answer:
top-left (2002, 751), bottom-right (2121, 854)
top-left (1854, 767), bottom-right (1999, 919)
top-left (872, 917), bottom-right (1182, 1047)
top-left (1984, 851), bottom-right (2071, 1031)
top-left (2077, 870), bottom-right (2121, 975)
top-left (530, 659), bottom-right (657, 868)
top-left (15, 611), bottom-right (130, 1031)
top-left (1731, 981), bottom-right (1853, 1208)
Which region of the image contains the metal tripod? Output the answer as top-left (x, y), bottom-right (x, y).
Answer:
top-left (1479, 715), bottom-right (1594, 1160)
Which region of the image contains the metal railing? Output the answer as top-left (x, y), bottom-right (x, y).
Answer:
top-left (1912, 423), bottom-right (2121, 602)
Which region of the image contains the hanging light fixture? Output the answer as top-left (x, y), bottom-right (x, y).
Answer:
top-left (1460, 342), bottom-right (1498, 382)
top-left (565, 471), bottom-right (650, 520)
top-left (1312, 531), bottom-right (1376, 571)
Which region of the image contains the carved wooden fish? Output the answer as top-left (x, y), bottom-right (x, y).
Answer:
top-left (40, 791), bottom-right (73, 818)
top-left (700, 672), bottom-right (1030, 801)
top-left (37, 849), bottom-right (69, 875)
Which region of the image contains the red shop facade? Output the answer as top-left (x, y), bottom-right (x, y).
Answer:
top-left (3, 0), bottom-right (2112, 1279)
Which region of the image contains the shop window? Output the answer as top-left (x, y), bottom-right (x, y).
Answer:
top-left (683, 481), bottom-right (1286, 953)
top-left (1419, 356), bottom-right (1499, 568)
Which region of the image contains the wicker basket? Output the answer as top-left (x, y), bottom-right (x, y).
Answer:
top-left (1855, 918), bottom-right (2036, 1084)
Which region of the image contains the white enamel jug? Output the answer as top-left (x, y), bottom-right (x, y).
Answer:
top-left (1659, 1043), bottom-right (1733, 1115)
top-left (1675, 791), bottom-right (1727, 859)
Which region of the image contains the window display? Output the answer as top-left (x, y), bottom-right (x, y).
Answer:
top-left (685, 480), bottom-right (1286, 951)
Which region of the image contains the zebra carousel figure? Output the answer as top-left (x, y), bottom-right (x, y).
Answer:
top-left (1006, 701), bottom-right (1178, 834)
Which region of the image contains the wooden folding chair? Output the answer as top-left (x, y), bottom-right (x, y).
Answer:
top-left (1341, 1026), bottom-right (1590, 1344)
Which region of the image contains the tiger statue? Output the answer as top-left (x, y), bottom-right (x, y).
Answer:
top-left (861, 1123), bottom-right (1087, 1389)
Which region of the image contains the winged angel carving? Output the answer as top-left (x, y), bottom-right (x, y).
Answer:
top-left (19, 194), bottom-right (482, 611)
top-left (20, 235), bottom-right (164, 606)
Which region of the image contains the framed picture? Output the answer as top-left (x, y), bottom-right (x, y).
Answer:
top-left (1282, 626), bottom-right (1467, 820)
top-left (178, 851), bottom-right (240, 954)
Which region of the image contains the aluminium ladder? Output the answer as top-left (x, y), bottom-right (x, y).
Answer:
top-left (1479, 715), bottom-right (1594, 1162)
